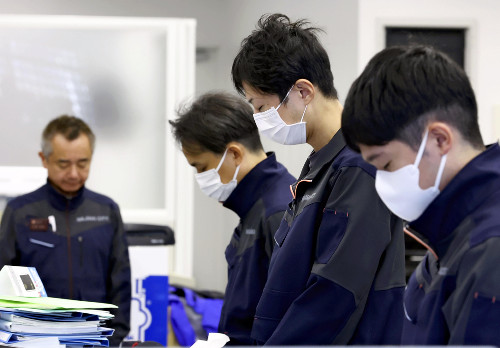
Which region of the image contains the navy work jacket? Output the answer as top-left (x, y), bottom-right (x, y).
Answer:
top-left (403, 143), bottom-right (500, 345)
top-left (251, 130), bottom-right (406, 345)
top-left (0, 181), bottom-right (131, 345)
top-left (219, 152), bottom-right (295, 345)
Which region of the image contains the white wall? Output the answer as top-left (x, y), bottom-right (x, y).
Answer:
top-left (0, 0), bottom-right (227, 291)
top-left (358, 0), bottom-right (500, 144)
top-left (192, 0), bottom-right (359, 291)
top-left (0, 0), bottom-right (236, 292)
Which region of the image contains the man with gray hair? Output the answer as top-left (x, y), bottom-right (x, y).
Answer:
top-left (0, 115), bottom-right (131, 346)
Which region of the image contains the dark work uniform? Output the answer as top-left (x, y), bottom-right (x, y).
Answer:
top-left (0, 181), bottom-right (131, 346)
top-left (219, 153), bottom-right (295, 345)
top-left (251, 130), bottom-right (406, 345)
top-left (403, 143), bottom-right (500, 345)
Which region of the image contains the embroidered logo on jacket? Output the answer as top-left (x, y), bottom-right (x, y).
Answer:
top-left (76, 215), bottom-right (110, 223)
top-left (29, 218), bottom-right (49, 231)
top-left (301, 192), bottom-right (317, 202)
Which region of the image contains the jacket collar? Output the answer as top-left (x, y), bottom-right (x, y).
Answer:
top-left (46, 179), bottom-right (85, 211)
top-left (295, 130), bottom-right (346, 183)
top-left (409, 143), bottom-right (500, 257)
top-left (223, 152), bottom-right (286, 219)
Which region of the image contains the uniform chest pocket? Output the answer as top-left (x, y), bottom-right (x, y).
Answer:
top-left (274, 221), bottom-right (289, 248)
top-left (29, 238), bottom-right (56, 248)
top-left (19, 231), bottom-right (63, 263)
top-left (403, 273), bottom-right (426, 324)
top-left (274, 208), bottom-right (293, 247)
top-left (316, 209), bottom-right (348, 264)
top-left (465, 292), bottom-right (500, 344)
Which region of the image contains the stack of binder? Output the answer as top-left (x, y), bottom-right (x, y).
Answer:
top-left (0, 296), bottom-right (115, 347)
top-left (0, 266), bottom-right (117, 347)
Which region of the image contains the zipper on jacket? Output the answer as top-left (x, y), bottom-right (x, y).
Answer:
top-left (290, 179), bottom-right (313, 200)
top-left (78, 235), bottom-right (83, 268)
top-left (66, 200), bottom-right (73, 299)
top-left (404, 225), bottom-right (439, 261)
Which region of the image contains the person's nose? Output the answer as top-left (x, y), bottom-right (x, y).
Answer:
top-left (67, 164), bottom-right (79, 178)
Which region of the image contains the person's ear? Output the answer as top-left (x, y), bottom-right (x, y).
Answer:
top-left (428, 122), bottom-right (453, 156)
top-left (226, 142), bottom-right (244, 166)
top-left (39, 151), bottom-right (49, 169)
top-left (294, 79), bottom-right (315, 104)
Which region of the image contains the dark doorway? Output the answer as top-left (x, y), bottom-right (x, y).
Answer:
top-left (386, 27), bottom-right (466, 68)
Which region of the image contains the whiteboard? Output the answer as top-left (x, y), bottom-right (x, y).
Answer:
top-left (0, 15), bottom-right (196, 280)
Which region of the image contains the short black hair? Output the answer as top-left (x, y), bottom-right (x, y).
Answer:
top-left (170, 92), bottom-right (264, 155)
top-left (342, 45), bottom-right (483, 151)
top-left (232, 13), bottom-right (337, 101)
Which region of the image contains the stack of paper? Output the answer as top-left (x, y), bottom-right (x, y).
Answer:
top-left (0, 295), bottom-right (116, 347)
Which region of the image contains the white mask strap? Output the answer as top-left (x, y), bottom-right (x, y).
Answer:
top-left (433, 153), bottom-right (447, 188)
top-left (414, 129), bottom-right (430, 166)
top-left (414, 128), bottom-right (447, 189)
top-left (216, 148), bottom-right (240, 181)
top-left (216, 148), bottom-right (229, 172)
top-left (232, 164), bottom-right (241, 181)
top-left (276, 85), bottom-right (294, 111)
top-left (300, 104), bottom-right (308, 122)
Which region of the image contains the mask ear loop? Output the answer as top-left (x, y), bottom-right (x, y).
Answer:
top-left (217, 148), bottom-right (241, 181)
top-left (216, 148), bottom-right (229, 172)
top-left (414, 129), bottom-right (430, 166)
top-left (300, 104), bottom-right (308, 123)
top-left (276, 85), bottom-right (294, 111)
top-left (414, 129), bottom-right (448, 190)
top-left (433, 153), bottom-right (447, 189)
top-left (232, 164), bottom-right (241, 181)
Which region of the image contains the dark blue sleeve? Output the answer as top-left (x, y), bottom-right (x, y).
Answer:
top-left (220, 210), bottom-right (284, 345)
top-left (0, 205), bottom-right (19, 267)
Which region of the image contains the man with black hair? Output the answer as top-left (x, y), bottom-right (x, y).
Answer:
top-left (342, 45), bottom-right (500, 345)
top-left (170, 92), bottom-right (295, 345)
top-left (232, 14), bottom-right (406, 345)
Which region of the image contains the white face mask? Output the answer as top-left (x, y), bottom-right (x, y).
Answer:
top-left (375, 130), bottom-right (448, 222)
top-left (253, 86), bottom-right (308, 145)
top-left (194, 149), bottom-right (240, 202)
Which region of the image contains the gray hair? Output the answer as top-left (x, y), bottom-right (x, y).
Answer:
top-left (41, 115), bottom-right (95, 157)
